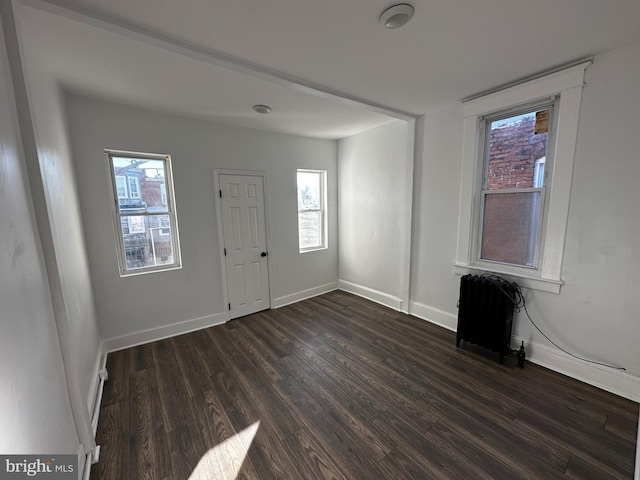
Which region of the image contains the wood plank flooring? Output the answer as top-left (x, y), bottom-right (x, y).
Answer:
top-left (91, 291), bottom-right (639, 479)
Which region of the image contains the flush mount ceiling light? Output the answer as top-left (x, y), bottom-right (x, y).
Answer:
top-left (253, 104), bottom-right (272, 114)
top-left (379, 3), bottom-right (415, 29)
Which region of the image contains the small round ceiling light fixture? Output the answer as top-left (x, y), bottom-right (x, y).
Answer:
top-left (379, 3), bottom-right (415, 29)
top-left (253, 104), bottom-right (272, 114)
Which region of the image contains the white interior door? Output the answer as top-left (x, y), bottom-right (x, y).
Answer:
top-left (219, 174), bottom-right (270, 319)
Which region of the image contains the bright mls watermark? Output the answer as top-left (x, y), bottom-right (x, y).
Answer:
top-left (0, 455), bottom-right (75, 479)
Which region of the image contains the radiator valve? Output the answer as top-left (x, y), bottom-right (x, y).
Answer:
top-left (516, 341), bottom-right (526, 368)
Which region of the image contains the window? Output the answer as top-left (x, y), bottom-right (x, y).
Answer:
top-left (115, 175), bottom-right (127, 198)
top-left (455, 62), bottom-right (590, 293)
top-left (297, 169), bottom-right (327, 252)
top-left (533, 157), bottom-right (545, 188)
top-left (160, 183), bottom-right (167, 205)
top-left (128, 216), bottom-right (145, 233)
top-left (478, 103), bottom-right (553, 268)
top-left (105, 150), bottom-right (181, 275)
top-left (128, 176), bottom-right (141, 198)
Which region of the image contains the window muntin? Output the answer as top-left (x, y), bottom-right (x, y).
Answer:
top-left (106, 150), bottom-right (181, 275)
top-left (477, 103), bottom-right (553, 269)
top-left (297, 169), bottom-right (327, 252)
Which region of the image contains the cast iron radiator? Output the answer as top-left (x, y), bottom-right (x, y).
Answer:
top-left (456, 274), bottom-right (517, 363)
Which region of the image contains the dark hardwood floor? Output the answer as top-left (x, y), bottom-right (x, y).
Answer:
top-left (91, 291), bottom-right (639, 479)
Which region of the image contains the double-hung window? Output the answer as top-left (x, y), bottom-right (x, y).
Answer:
top-left (455, 62), bottom-right (589, 293)
top-left (105, 150), bottom-right (181, 275)
top-left (477, 101), bottom-right (554, 269)
top-left (297, 169), bottom-right (327, 252)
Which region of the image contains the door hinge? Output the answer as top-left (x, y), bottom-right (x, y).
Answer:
top-left (224, 248), bottom-right (227, 256)
top-left (219, 189), bottom-right (222, 198)
top-left (228, 303), bottom-right (231, 310)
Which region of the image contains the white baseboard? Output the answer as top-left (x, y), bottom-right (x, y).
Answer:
top-left (103, 312), bottom-right (228, 352)
top-left (409, 301), bottom-right (458, 332)
top-left (408, 301), bottom-right (640, 402)
top-left (512, 335), bottom-right (640, 403)
top-left (86, 341), bottom-right (106, 412)
top-left (337, 280), bottom-right (403, 311)
top-left (635, 406), bottom-right (639, 480)
top-left (79, 444), bottom-right (88, 480)
top-left (273, 282), bottom-right (338, 308)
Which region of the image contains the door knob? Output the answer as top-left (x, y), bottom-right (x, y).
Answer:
top-left (261, 252), bottom-right (268, 257)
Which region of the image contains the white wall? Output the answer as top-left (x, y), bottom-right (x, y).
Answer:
top-left (338, 120), bottom-right (412, 310)
top-left (411, 41), bottom-right (640, 396)
top-left (17, 21), bottom-right (102, 409)
top-left (0, 3), bottom-right (79, 457)
top-left (409, 105), bottom-right (464, 329)
top-left (66, 95), bottom-right (338, 344)
top-left (513, 41), bottom-right (640, 375)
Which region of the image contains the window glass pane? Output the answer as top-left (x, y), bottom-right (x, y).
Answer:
top-left (487, 110), bottom-right (549, 190)
top-left (121, 214), bottom-right (175, 270)
top-left (298, 211), bottom-right (322, 249)
top-left (481, 191), bottom-right (541, 267)
top-left (112, 157), bottom-right (169, 213)
top-left (297, 171), bottom-right (321, 210)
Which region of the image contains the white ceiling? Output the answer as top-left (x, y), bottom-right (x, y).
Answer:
top-left (17, 0), bottom-right (640, 139)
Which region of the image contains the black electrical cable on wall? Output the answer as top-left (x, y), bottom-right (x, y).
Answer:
top-left (480, 274), bottom-right (626, 371)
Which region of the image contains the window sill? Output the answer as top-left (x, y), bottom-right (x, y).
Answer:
top-left (299, 246), bottom-right (328, 254)
top-left (120, 264), bottom-right (182, 277)
top-left (453, 263), bottom-right (563, 294)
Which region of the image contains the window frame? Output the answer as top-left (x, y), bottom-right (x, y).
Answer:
top-left (455, 62), bottom-right (590, 293)
top-left (296, 169), bottom-right (327, 253)
top-left (105, 149), bottom-right (182, 276)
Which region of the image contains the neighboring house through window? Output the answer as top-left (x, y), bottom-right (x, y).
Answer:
top-left (105, 149), bottom-right (181, 275)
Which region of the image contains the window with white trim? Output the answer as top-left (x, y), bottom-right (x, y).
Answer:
top-left (455, 62), bottom-right (589, 293)
top-left (297, 169), bottom-right (327, 252)
top-left (106, 150), bottom-right (181, 275)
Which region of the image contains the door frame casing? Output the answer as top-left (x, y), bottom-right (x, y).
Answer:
top-left (214, 169), bottom-right (274, 321)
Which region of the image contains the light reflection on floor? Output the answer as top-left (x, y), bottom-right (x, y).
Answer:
top-left (189, 421), bottom-right (260, 480)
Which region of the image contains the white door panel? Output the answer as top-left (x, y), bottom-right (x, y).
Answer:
top-left (220, 174), bottom-right (270, 319)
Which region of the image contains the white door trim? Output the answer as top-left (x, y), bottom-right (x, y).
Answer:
top-left (213, 169), bottom-right (274, 318)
